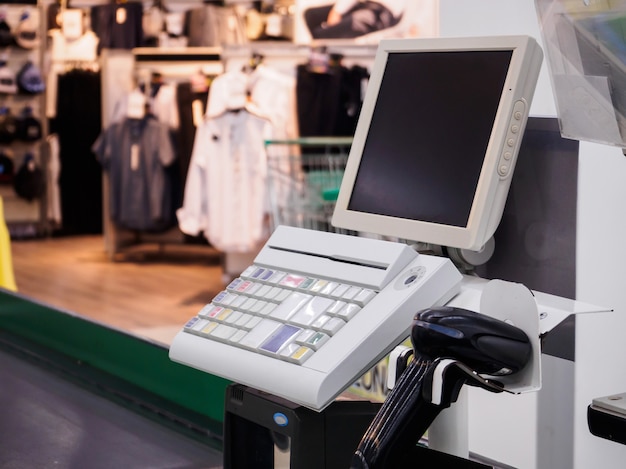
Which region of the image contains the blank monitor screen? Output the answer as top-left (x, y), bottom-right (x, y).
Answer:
top-left (348, 50), bottom-right (511, 227)
top-left (332, 36), bottom-right (544, 251)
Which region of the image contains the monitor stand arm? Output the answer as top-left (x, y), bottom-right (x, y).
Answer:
top-left (411, 237), bottom-right (496, 272)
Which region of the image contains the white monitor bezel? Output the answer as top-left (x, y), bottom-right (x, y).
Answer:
top-left (331, 35), bottom-right (543, 251)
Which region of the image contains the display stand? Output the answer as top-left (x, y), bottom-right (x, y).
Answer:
top-left (0, 1), bottom-right (48, 237)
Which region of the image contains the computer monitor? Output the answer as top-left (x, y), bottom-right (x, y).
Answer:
top-left (332, 36), bottom-right (543, 251)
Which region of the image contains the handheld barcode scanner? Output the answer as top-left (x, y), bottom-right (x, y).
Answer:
top-left (351, 307), bottom-right (532, 469)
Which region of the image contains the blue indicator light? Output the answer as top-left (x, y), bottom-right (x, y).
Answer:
top-left (273, 412), bottom-right (289, 427)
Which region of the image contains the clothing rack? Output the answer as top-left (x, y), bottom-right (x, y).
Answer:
top-left (99, 44), bottom-right (376, 273)
top-left (100, 47), bottom-right (223, 260)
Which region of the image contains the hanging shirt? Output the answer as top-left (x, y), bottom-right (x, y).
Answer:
top-left (46, 29), bottom-right (100, 118)
top-left (112, 83), bottom-right (179, 130)
top-left (91, 2), bottom-right (143, 53)
top-left (177, 108), bottom-right (272, 252)
top-left (93, 116), bottom-right (175, 232)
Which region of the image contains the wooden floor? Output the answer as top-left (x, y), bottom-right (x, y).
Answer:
top-left (10, 235), bottom-right (225, 345)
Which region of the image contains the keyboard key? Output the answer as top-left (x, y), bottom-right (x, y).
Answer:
top-left (309, 279), bottom-right (331, 293)
top-left (249, 267), bottom-right (267, 279)
top-left (270, 292), bottom-right (312, 321)
top-left (260, 324), bottom-right (302, 354)
top-left (239, 265), bottom-right (257, 278)
top-left (235, 313), bottom-right (254, 327)
top-left (216, 308), bottom-right (234, 322)
top-left (326, 300), bottom-right (347, 315)
top-left (342, 286), bottom-right (362, 301)
top-left (243, 282), bottom-right (262, 295)
top-left (290, 296), bottom-right (333, 326)
top-left (296, 329), bottom-right (329, 351)
top-left (299, 277), bottom-right (317, 290)
top-left (259, 302), bottom-right (277, 316)
top-left (229, 329), bottom-right (247, 343)
top-left (236, 281), bottom-right (253, 293)
top-left (264, 286), bottom-right (282, 300)
top-left (198, 305), bottom-right (223, 319)
top-left (224, 311), bottom-right (243, 324)
top-left (287, 346), bottom-right (314, 364)
top-left (319, 281), bottom-right (339, 295)
top-left (274, 288), bottom-right (292, 302)
top-left (220, 292), bottom-right (240, 305)
top-left (240, 297), bottom-right (257, 311)
top-left (210, 324), bottom-right (238, 341)
top-left (238, 319), bottom-right (282, 349)
top-left (353, 288), bottom-right (376, 306)
top-left (321, 317), bottom-right (346, 335)
top-left (200, 322), bottom-right (219, 335)
top-left (278, 342), bottom-right (301, 359)
top-left (184, 317), bottom-right (200, 330)
top-left (336, 303), bottom-right (361, 321)
top-left (212, 291), bottom-right (230, 304)
top-left (311, 314), bottom-right (331, 330)
top-left (329, 284), bottom-right (350, 298)
top-left (250, 300), bottom-right (268, 314)
top-left (279, 273), bottom-right (307, 289)
top-left (246, 315), bottom-right (263, 330)
top-left (230, 296), bottom-right (247, 308)
top-left (255, 284), bottom-right (272, 297)
top-left (187, 318), bottom-right (210, 334)
top-left (267, 271), bottom-right (286, 284)
top-left (226, 278), bottom-right (243, 291)
top-left (258, 269), bottom-right (275, 281)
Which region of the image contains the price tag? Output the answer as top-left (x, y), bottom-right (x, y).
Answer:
top-left (265, 14), bottom-right (282, 38)
top-left (192, 99), bottom-right (204, 127)
top-left (127, 91), bottom-right (146, 119)
top-left (61, 10), bottom-right (83, 40)
top-left (116, 7), bottom-right (127, 25)
top-left (130, 144), bottom-right (140, 171)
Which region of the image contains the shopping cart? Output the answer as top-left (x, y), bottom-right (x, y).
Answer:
top-left (265, 137), bottom-right (354, 234)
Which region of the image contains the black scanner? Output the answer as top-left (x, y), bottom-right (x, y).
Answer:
top-left (413, 306), bottom-right (532, 376)
top-left (351, 307), bottom-right (532, 469)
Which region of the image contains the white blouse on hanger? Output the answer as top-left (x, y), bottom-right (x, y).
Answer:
top-left (177, 105), bottom-right (273, 252)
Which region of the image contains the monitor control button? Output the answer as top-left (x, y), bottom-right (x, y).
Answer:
top-left (498, 164), bottom-right (509, 177)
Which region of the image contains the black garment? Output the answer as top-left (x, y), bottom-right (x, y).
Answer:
top-left (53, 69), bottom-right (103, 235)
top-left (175, 81), bottom-right (209, 188)
top-left (91, 2), bottom-right (143, 53)
top-left (304, 1), bottom-right (400, 39)
top-left (296, 64), bottom-right (366, 138)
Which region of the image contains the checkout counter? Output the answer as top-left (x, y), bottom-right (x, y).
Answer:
top-left (0, 289), bottom-right (226, 467)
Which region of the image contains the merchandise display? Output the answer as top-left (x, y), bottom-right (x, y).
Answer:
top-left (0, 4), bottom-right (46, 232)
